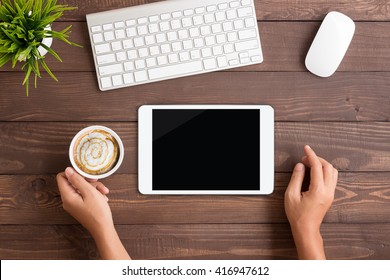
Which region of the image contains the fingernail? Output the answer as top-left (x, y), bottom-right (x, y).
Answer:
top-left (65, 167), bottom-right (74, 177)
top-left (305, 145), bottom-right (311, 150)
top-left (295, 163), bottom-right (304, 171)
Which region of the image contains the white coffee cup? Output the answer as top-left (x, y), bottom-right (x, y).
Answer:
top-left (69, 125), bottom-right (124, 180)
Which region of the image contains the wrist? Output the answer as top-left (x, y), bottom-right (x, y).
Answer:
top-left (290, 223), bottom-right (325, 260)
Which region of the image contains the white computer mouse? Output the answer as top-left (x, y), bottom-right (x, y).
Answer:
top-left (305, 11), bottom-right (355, 77)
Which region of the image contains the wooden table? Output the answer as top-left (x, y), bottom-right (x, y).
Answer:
top-left (1, 0), bottom-right (390, 260)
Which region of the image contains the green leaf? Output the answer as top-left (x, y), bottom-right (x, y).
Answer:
top-left (40, 43), bottom-right (62, 62)
top-left (40, 58), bottom-right (58, 82)
top-left (0, 53), bottom-right (12, 67)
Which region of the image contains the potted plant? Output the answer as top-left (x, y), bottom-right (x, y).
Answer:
top-left (0, 0), bottom-right (81, 95)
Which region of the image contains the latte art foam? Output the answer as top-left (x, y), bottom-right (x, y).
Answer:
top-left (73, 130), bottom-right (119, 175)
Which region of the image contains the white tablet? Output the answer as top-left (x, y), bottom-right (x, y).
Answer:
top-left (138, 105), bottom-right (274, 195)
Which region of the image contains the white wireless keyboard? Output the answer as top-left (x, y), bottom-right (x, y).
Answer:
top-left (87, 0), bottom-right (263, 91)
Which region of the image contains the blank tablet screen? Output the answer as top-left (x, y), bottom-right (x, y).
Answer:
top-left (152, 109), bottom-right (260, 191)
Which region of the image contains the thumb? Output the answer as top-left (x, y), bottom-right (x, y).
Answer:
top-left (65, 167), bottom-right (93, 197)
top-left (285, 163), bottom-right (305, 199)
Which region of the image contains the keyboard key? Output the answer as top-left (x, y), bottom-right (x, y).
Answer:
top-left (227, 32), bottom-right (238, 42)
top-left (251, 55), bottom-right (262, 62)
top-left (91, 25), bottom-right (102, 33)
top-left (160, 21), bottom-right (170, 31)
top-left (190, 49), bottom-right (201, 59)
top-left (123, 73), bottom-right (134, 84)
top-left (161, 13), bottom-right (171, 20)
top-left (237, 7), bottom-right (253, 17)
top-left (200, 26), bottom-right (211, 36)
top-left (145, 35), bottom-right (156, 45)
top-left (126, 19), bottom-right (136, 26)
top-left (104, 31), bottom-right (115, 41)
top-left (167, 31), bottom-right (178, 41)
top-left (126, 27), bottom-right (137, 37)
top-left (92, 33), bottom-right (103, 43)
top-left (218, 3), bottom-right (229, 10)
top-left (211, 23), bottom-right (222, 33)
top-left (168, 53), bottom-right (179, 63)
top-left (195, 7), bottom-right (205, 14)
top-left (124, 61), bottom-right (134, 71)
top-left (179, 51), bottom-right (190, 61)
top-left (116, 51), bottom-right (127, 61)
top-left (183, 39), bottom-right (193, 50)
top-left (206, 5), bottom-right (217, 12)
top-left (194, 38), bottom-right (204, 48)
top-left (149, 46), bottom-right (160, 56)
top-left (217, 56), bottom-right (228, 67)
top-left (134, 70), bottom-right (148, 82)
top-left (193, 15), bottom-right (203, 25)
top-left (156, 33), bottom-right (166, 43)
top-left (233, 19), bottom-right (244, 29)
top-left (201, 48), bottom-right (212, 57)
top-left (203, 58), bottom-right (217, 70)
top-left (171, 20), bottom-right (181, 30)
top-left (182, 17), bottom-right (192, 28)
top-left (127, 50), bottom-right (137, 59)
top-left (99, 63), bottom-right (123, 76)
top-left (230, 1), bottom-right (240, 8)
top-left (238, 29), bottom-right (257, 40)
top-left (240, 57), bottom-right (250, 63)
top-left (245, 18), bottom-right (255, 27)
top-left (204, 14), bottom-right (215, 24)
top-left (115, 29), bottom-right (126, 39)
top-left (223, 21), bottom-right (233, 31)
top-left (149, 23), bottom-right (159, 33)
top-left (97, 53), bottom-right (115, 65)
top-left (189, 28), bottom-right (200, 37)
top-left (112, 75), bottom-right (123, 86)
top-left (111, 41), bottom-right (122, 51)
top-left (138, 48), bottom-right (149, 58)
top-left (172, 11), bottom-right (182, 18)
top-left (215, 11), bottom-right (226, 21)
top-left (146, 57), bottom-right (157, 67)
top-left (157, 55), bottom-right (168, 65)
top-left (137, 25), bottom-right (148, 35)
top-left (149, 15), bottom-right (159, 22)
top-left (95, 43), bottom-right (110, 54)
top-left (134, 37), bottom-right (145, 47)
top-left (178, 30), bottom-right (189, 39)
top-left (135, 59), bottom-right (146, 69)
top-left (100, 77), bottom-right (112, 88)
top-left (229, 59), bottom-right (239, 66)
top-left (183, 9), bottom-right (194, 16)
top-left (223, 44), bottom-right (234, 53)
top-left (235, 39), bottom-right (258, 51)
top-left (226, 9), bottom-right (237, 20)
top-left (123, 39), bottom-right (133, 49)
top-left (205, 35), bottom-right (216, 46)
top-left (137, 17), bottom-right (148, 24)
top-left (161, 44), bottom-right (171, 54)
top-left (172, 42), bottom-right (182, 52)
top-left (216, 34), bottom-right (226, 43)
top-left (148, 61), bottom-right (203, 80)
top-left (114, 21), bottom-right (125, 28)
top-left (212, 45), bottom-right (223, 55)
top-left (103, 23), bottom-right (113, 30)
top-left (241, 0), bottom-right (251, 6)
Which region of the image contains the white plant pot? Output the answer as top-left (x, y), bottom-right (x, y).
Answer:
top-left (18, 25), bottom-right (52, 61)
top-left (37, 25), bottom-right (53, 56)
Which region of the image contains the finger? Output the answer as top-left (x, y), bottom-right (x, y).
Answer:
top-left (86, 178), bottom-right (98, 183)
top-left (65, 167), bottom-right (94, 197)
top-left (302, 156), bottom-right (335, 187)
top-left (285, 163), bottom-right (305, 199)
top-left (93, 182), bottom-right (110, 195)
top-left (56, 172), bottom-right (78, 197)
top-left (303, 145), bottom-right (323, 189)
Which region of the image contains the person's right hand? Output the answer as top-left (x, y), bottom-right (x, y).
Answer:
top-left (56, 167), bottom-right (114, 238)
top-left (284, 145), bottom-right (338, 259)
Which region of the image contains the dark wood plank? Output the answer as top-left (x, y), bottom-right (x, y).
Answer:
top-left (2, 22), bottom-right (390, 72)
top-left (1, 72), bottom-right (390, 122)
top-left (59, 0), bottom-right (390, 21)
top-left (1, 122), bottom-right (390, 174)
top-left (1, 172), bottom-right (390, 224)
top-left (1, 224), bottom-right (389, 259)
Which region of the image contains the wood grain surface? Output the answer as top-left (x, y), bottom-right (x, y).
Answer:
top-left (1, 172), bottom-right (390, 225)
top-left (2, 22), bottom-right (390, 72)
top-left (59, 0), bottom-right (390, 21)
top-left (1, 224), bottom-right (390, 260)
top-left (1, 0), bottom-right (389, 260)
top-left (1, 122), bottom-right (390, 174)
top-left (0, 72), bottom-right (390, 121)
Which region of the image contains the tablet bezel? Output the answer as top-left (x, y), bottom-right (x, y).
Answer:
top-left (138, 105), bottom-right (274, 195)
